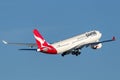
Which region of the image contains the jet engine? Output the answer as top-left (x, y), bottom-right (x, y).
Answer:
top-left (91, 43), bottom-right (102, 49)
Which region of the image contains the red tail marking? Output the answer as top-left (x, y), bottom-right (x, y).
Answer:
top-left (33, 29), bottom-right (57, 54)
top-left (33, 29), bottom-right (48, 49)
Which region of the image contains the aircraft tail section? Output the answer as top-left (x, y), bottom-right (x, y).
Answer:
top-left (33, 29), bottom-right (49, 49)
top-left (33, 29), bottom-right (57, 54)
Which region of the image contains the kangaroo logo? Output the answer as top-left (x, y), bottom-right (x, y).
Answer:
top-left (34, 34), bottom-right (45, 48)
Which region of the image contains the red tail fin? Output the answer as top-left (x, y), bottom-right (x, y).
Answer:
top-left (33, 29), bottom-right (49, 49)
top-left (33, 29), bottom-right (57, 54)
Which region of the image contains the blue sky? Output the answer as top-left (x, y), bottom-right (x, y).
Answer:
top-left (0, 0), bottom-right (120, 80)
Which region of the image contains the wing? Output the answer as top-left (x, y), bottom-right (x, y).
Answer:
top-left (87, 36), bottom-right (116, 46)
top-left (2, 40), bottom-right (37, 48)
top-left (61, 36), bottom-right (116, 56)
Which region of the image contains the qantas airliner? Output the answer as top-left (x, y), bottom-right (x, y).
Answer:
top-left (2, 29), bottom-right (115, 56)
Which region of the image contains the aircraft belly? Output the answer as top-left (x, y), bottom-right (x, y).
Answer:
top-left (54, 45), bottom-right (71, 54)
top-left (52, 41), bottom-right (84, 54)
top-left (51, 42), bottom-right (72, 54)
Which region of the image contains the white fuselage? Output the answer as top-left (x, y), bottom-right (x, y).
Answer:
top-left (51, 30), bottom-right (102, 54)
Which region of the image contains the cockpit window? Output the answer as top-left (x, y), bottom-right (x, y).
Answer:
top-left (86, 31), bottom-right (97, 37)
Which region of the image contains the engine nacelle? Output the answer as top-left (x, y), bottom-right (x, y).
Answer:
top-left (91, 43), bottom-right (102, 49)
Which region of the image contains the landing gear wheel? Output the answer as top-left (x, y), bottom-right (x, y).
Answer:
top-left (61, 54), bottom-right (64, 57)
top-left (75, 54), bottom-right (78, 56)
top-left (78, 52), bottom-right (81, 55)
top-left (72, 49), bottom-right (81, 56)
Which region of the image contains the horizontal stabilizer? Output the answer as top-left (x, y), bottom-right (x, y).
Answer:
top-left (19, 49), bottom-right (37, 51)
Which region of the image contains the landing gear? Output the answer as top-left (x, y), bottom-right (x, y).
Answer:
top-left (61, 52), bottom-right (69, 57)
top-left (61, 49), bottom-right (81, 57)
top-left (75, 52), bottom-right (81, 56)
top-left (61, 53), bottom-right (65, 57)
top-left (72, 50), bottom-right (81, 56)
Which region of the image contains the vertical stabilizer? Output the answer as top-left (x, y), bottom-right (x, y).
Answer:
top-left (33, 29), bottom-right (57, 54)
top-left (33, 29), bottom-right (49, 49)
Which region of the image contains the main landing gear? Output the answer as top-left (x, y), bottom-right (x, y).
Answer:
top-left (61, 49), bottom-right (81, 57)
top-left (71, 49), bottom-right (81, 56)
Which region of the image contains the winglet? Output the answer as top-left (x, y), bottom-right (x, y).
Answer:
top-left (112, 36), bottom-right (116, 41)
top-left (2, 40), bottom-right (8, 44)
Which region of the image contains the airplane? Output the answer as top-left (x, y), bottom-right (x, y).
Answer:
top-left (2, 29), bottom-right (116, 56)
